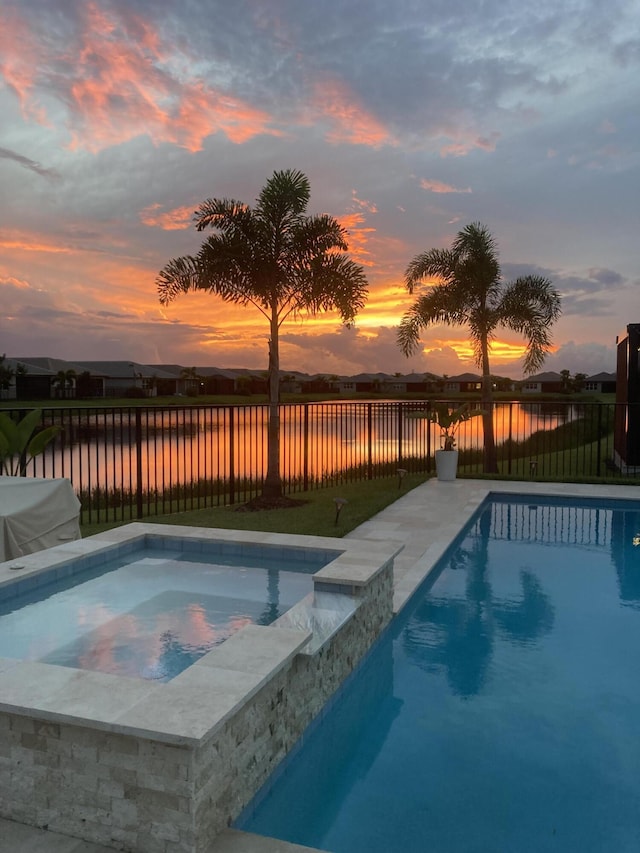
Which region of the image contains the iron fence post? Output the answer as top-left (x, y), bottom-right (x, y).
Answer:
top-left (508, 402), bottom-right (513, 475)
top-left (426, 400), bottom-right (432, 474)
top-left (135, 408), bottom-right (143, 519)
top-left (596, 404), bottom-right (603, 475)
top-left (229, 406), bottom-right (235, 505)
top-left (367, 403), bottom-right (373, 479)
top-left (303, 403), bottom-right (309, 491)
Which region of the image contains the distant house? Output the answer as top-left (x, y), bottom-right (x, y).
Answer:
top-left (403, 374), bottom-right (435, 394)
top-left (380, 376), bottom-right (408, 395)
top-left (9, 356), bottom-right (94, 400)
top-left (444, 373), bottom-right (483, 393)
top-left (3, 358), bottom-right (56, 400)
top-left (336, 377), bottom-right (358, 395)
top-left (346, 373), bottom-right (383, 394)
top-left (582, 372), bottom-right (616, 393)
top-left (520, 371), bottom-right (564, 394)
top-left (73, 361), bottom-right (178, 398)
top-left (302, 374), bottom-right (339, 394)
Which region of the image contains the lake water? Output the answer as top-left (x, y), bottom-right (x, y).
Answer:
top-left (33, 401), bottom-right (579, 493)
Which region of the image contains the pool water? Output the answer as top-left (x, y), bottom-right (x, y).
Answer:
top-left (238, 496), bottom-right (640, 853)
top-left (0, 541), bottom-right (326, 681)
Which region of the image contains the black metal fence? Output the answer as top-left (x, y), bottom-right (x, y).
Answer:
top-left (6, 400), bottom-right (638, 524)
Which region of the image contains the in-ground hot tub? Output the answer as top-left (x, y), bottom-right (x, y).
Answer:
top-left (0, 522), bottom-right (402, 853)
top-left (0, 530), bottom-right (340, 682)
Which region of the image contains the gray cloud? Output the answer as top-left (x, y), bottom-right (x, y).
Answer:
top-left (587, 267), bottom-right (624, 286)
top-left (0, 147), bottom-right (61, 180)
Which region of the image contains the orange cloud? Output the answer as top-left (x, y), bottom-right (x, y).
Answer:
top-left (0, 275), bottom-right (32, 290)
top-left (337, 212), bottom-right (376, 267)
top-left (309, 77), bottom-right (393, 147)
top-left (420, 178), bottom-right (472, 194)
top-left (140, 204), bottom-right (194, 230)
top-left (0, 11), bottom-right (49, 124)
top-left (440, 131), bottom-right (500, 157)
top-left (0, 232), bottom-right (77, 255)
top-left (173, 82), bottom-right (280, 148)
top-left (1, 3), bottom-right (280, 153)
top-left (422, 337), bottom-right (528, 365)
top-left (351, 191), bottom-right (378, 213)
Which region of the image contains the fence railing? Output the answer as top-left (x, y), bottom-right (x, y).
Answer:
top-left (5, 400), bottom-right (639, 524)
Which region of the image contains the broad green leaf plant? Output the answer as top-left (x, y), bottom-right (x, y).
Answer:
top-left (409, 403), bottom-right (484, 451)
top-left (0, 409), bottom-right (61, 476)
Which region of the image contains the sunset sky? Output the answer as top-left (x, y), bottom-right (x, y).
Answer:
top-left (1, 0), bottom-right (638, 378)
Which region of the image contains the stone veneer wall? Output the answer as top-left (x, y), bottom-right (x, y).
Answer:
top-left (0, 716), bottom-right (193, 851)
top-left (0, 557), bottom-right (394, 853)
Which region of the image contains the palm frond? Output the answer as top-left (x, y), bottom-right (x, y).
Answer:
top-left (157, 256), bottom-right (201, 305)
top-left (498, 276), bottom-right (562, 374)
top-left (404, 249), bottom-right (455, 292)
top-left (397, 286), bottom-right (464, 356)
top-left (256, 169), bottom-right (311, 231)
top-left (194, 198), bottom-right (251, 233)
top-left (281, 254), bottom-right (368, 325)
top-left (290, 214), bottom-right (348, 258)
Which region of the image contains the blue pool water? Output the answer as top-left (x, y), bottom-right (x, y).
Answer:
top-left (0, 537), bottom-right (336, 681)
top-left (238, 495), bottom-right (640, 853)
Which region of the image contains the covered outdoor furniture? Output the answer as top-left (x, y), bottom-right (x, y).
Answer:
top-left (0, 476), bottom-right (81, 562)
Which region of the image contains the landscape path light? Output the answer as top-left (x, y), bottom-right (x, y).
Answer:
top-left (333, 497), bottom-right (348, 525)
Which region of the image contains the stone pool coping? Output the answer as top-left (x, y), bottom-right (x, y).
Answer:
top-left (348, 478), bottom-right (640, 614)
top-left (0, 523), bottom-right (403, 747)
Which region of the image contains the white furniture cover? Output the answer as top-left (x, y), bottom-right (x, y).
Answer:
top-left (0, 476), bottom-right (81, 562)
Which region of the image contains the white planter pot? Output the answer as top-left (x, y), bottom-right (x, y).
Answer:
top-left (435, 449), bottom-right (458, 482)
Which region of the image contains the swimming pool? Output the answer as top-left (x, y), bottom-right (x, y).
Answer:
top-left (238, 493), bottom-right (640, 853)
top-left (0, 536), bottom-right (334, 681)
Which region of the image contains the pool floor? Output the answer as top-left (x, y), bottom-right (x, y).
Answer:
top-left (238, 496), bottom-right (640, 852)
top-left (0, 548), bottom-right (314, 681)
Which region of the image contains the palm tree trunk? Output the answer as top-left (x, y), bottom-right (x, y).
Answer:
top-left (481, 340), bottom-right (499, 474)
top-left (263, 307), bottom-right (283, 499)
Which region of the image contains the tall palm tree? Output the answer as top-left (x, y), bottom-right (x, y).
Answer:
top-left (397, 222), bottom-right (561, 472)
top-left (157, 169), bottom-right (368, 501)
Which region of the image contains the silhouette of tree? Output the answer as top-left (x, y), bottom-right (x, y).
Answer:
top-left (157, 169), bottom-right (368, 500)
top-left (398, 223), bottom-right (561, 472)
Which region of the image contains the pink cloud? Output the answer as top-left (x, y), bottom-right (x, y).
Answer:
top-left (308, 77), bottom-right (394, 148)
top-left (351, 191), bottom-right (378, 214)
top-left (420, 178), bottom-right (472, 194)
top-left (440, 131), bottom-right (500, 157)
top-left (0, 275), bottom-right (32, 290)
top-left (0, 10), bottom-right (49, 124)
top-left (140, 204), bottom-right (194, 230)
top-left (1, 3), bottom-right (280, 153)
top-left (337, 212), bottom-right (377, 267)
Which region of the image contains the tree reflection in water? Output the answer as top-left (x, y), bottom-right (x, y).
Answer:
top-left (403, 507), bottom-right (555, 698)
top-left (258, 568), bottom-right (281, 625)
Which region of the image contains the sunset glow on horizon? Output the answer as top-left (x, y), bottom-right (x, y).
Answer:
top-left (1, 0), bottom-right (638, 378)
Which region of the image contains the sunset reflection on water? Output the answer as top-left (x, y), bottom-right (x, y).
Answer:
top-left (40, 401), bottom-right (577, 491)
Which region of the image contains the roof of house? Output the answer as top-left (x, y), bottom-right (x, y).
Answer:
top-left (72, 361), bottom-right (178, 379)
top-left (12, 357), bottom-right (87, 375)
top-left (6, 358), bottom-right (56, 376)
top-left (586, 372), bottom-right (616, 382)
top-left (523, 371), bottom-right (564, 383)
top-left (446, 373), bottom-right (482, 382)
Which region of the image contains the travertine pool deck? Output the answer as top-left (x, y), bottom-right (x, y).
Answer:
top-left (2, 478), bottom-right (640, 853)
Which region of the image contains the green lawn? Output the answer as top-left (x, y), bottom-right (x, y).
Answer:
top-left (80, 472), bottom-right (430, 539)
